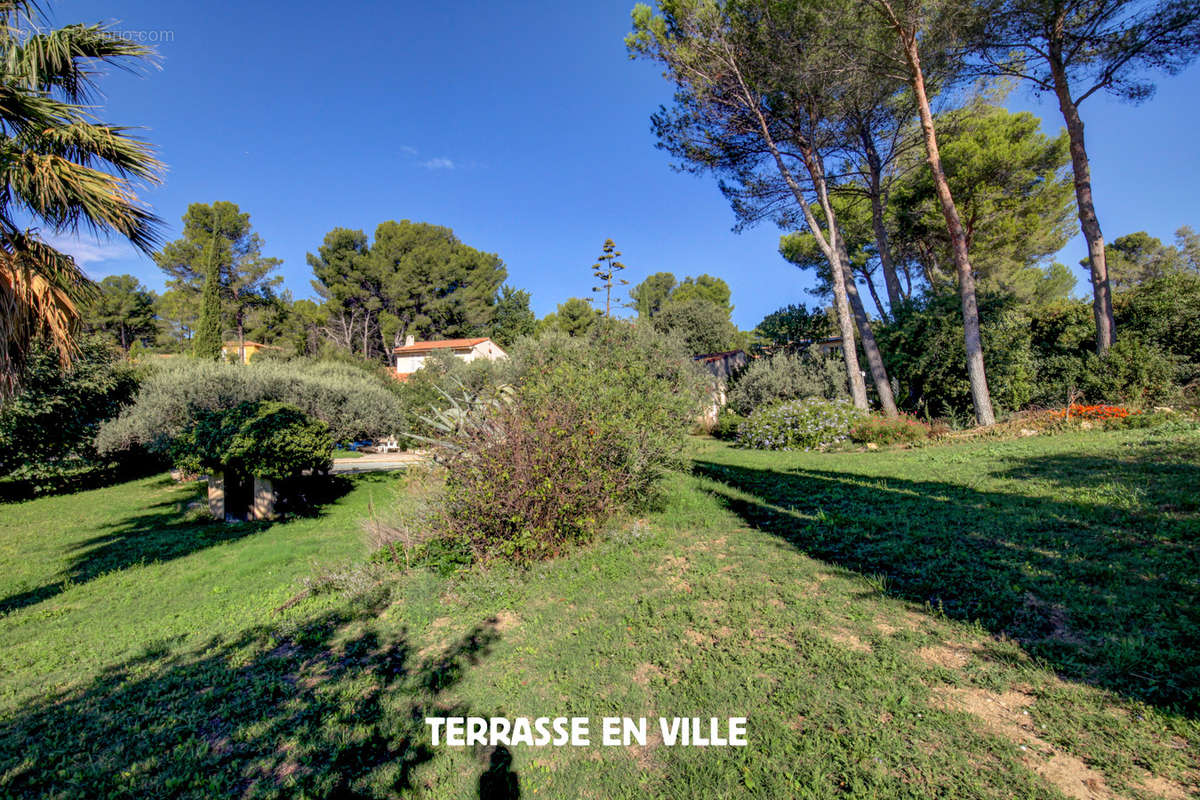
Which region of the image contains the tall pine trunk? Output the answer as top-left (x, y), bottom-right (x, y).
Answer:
top-left (801, 138), bottom-right (898, 417)
top-left (839, 241), bottom-right (899, 417)
top-left (860, 125), bottom-right (904, 311)
top-left (731, 60), bottom-right (871, 409)
top-left (900, 29), bottom-right (995, 426)
top-left (1049, 47), bottom-right (1115, 354)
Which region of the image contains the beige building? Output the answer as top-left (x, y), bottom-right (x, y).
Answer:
top-left (221, 340), bottom-right (280, 364)
top-left (393, 336), bottom-right (507, 379)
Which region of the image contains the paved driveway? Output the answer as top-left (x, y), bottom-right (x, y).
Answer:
top-left (330, 452), bottom-right (427, 474)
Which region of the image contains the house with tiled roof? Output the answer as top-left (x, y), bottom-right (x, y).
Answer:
top-left (392, 335), bottom-right (507, 379)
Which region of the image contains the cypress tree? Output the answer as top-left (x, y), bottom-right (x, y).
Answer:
top-left (193, 240), bottom-right (223, 359)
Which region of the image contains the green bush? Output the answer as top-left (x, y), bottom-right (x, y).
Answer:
top-left (172, 401), bottom-right (332, 479)
top-left (97, 357), bottom-right (404, 456)
top-left (1116, 271), bottom-right (1200, 368)
top-left (509, 322), bottom-right (709, 505)
top-left (414, 321), bottom-right (709, 563)
top-left (393, 349), bottom-right (512, 446)
top-left (1076, 337), bottom-right (1180, 408)
top-left (737, 398), bottom-right (866, 451)
top-left (0, 334), bottom-right (149, 497)
top-left (875, 291), bottom-right (1038, 421)
top-left (711, 408), bottom-right (746, 441)
top-left (726, 347), bottom-right (847, 416)
top-left (849, 414), bottom-right (931, 446)
top-left (436, 395), bottom-right (626, 563)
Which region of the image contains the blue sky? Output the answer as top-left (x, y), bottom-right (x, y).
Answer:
top-left (51, 1), bottom-right (1200, 330)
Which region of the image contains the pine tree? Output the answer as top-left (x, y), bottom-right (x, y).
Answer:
top-left (591, 238), bottom-right (628, 317)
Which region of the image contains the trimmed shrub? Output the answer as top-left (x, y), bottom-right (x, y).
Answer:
top-left (737, 398), bottom-right (866, 451)
top-left (726, 346), bottom-right (848, 416)
top-left (849, 414), bottom-right (931, 446)
top-left (97, 357), bottom-right (404, 456)
top-left (172, 401), bottom-right (333, 479)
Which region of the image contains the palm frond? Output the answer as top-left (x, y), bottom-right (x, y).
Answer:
top-left (0, 229), bottom-right (91, 396)
top-left (4, 23), bottom-right (156, 103)
top-left (2, 149), bottom-right (162, 252)
top-left (0, 4), bottom-right (163, 395)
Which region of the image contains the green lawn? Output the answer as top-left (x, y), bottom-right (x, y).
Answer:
top-left (1, 428), bottom-right (1197, 798)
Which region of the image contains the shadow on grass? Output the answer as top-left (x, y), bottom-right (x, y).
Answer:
top-left (0, 591), bottom-right (513, 798)
top-left (0, 473), bottom-right (382, 617)
top-left (694, 442), bottom-right (1200, 714)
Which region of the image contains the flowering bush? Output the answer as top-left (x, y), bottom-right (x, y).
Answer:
top-left (849, 414), bottom-right (931, 446)
top-left (1048, 403), bottom-right (1136, 421)
top-left (737, 398), bottom-right (866, 451)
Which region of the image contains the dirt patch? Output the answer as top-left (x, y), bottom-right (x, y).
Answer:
top-left (876, 609), bottom-right (927, 635)
top-left (933, 686), bottom-right (1117, 800)
top-left (828, 629), bottom-right (872, 653)
top-left (632, 662), bottom-right (665, 687)
top-left (1133, 773), bottom-right (1194, 800)
top-left (628, 728), bottom-right (663, 772)
top-left (916, 641), bottom-right (978, 670)
top-left (1021, 593), bottom-right (1085, 646)
top-left (492, 610), bottom-right (521, 632)
top-left (683, 629), bottom-right (712, 646)
top-left (688, 535), bottom-right (727, 553)
top-left (656, 554), bottom-right (691, 592)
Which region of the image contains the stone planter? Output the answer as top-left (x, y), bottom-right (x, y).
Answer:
top-left (207, 470), bottom-right (226, 519)
top-left (251, 477), bottom-right (277, 520)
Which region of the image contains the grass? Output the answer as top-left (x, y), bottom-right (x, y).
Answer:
top-left (1, 427), bottom-right (1197, 798)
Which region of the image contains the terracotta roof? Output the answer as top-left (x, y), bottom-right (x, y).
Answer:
top-left (393, 337), bottom-right (490, 354)
top-left (221, 340), bottom-right (278, 349)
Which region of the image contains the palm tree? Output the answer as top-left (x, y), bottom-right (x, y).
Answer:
top-left (0, 0), bottom-right (163, 396)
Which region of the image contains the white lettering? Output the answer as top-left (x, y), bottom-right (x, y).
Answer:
top-left (660, 717), bottom-right (683, 746)
top-left (571, 717), bottom-right (590, 746)
top-left (489, 717), bottom-right (511, 746)
top-left (425, 717), bottom-right (446, 746)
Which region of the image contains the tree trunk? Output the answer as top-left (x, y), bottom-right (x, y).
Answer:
top-left (861, 266), bottom-right (889, 322)
top-left (860, 125), bottom-right (904, 311)
top-left (1048, 49), bottom-right (1115, 354)
top-left (826, 241), bottom-right (871, 410)
top-left (794, 156), bottom-right (869, 410)
top-left (900, 29), bottom-right (995, 426)
top-left (237, 315), bottom-right (245, 364)
top-left (727, 57), bottom-right (870, 409)
top-left (799, 137), bottom-right (894, 416)
top-left (841, 244), bottom-right (899, 417)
